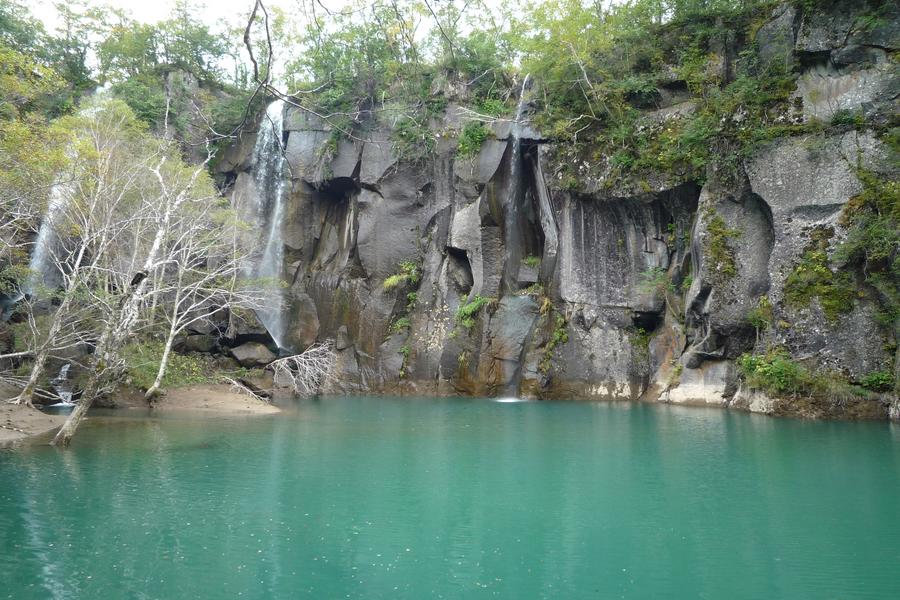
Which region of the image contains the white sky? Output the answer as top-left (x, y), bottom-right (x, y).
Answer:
top-left (31, 0), bottom-right (302, 29)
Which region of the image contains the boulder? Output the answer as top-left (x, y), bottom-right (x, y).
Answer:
top-left (182, 334), bottom-right (218, 354)
top-left (229, 342), bottom-right (276, 367)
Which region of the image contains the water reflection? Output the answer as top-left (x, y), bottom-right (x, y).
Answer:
top-left (1, 398), bottom-right (899, 599)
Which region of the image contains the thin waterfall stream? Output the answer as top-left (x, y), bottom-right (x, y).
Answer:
top-left (502, 74), bottom-right (531, 293)
top-left (249, 99), bottom-right (288, 348)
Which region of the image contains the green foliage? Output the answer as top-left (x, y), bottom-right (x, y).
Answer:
top-left (746, 296), bottom-right (774, 332)
top-left (738, 348), bottom-right (877, 402)
top-left (392, 116), bottom-right (435, 162)
top-left (680, 275), bottom-right (694, 293)
top-left (785, 229), bottom-right (856, 321)
top-left (383, 261), bottom-right (420, 291)
top-left (860, 370), bottom-right (894, 393)
top-left (539, 313), bottom-right (569, 374)
top-left (518, 0), bottom-right (811, 188)
top-left (110, 76), bottom-right (167, 127)
top-left (123, 341), bottom-right (212, 390)
top-left (457, 121), bottom-right (489, 158)
top-left (704, 211), bottom-right (740, 282)
top-left (522, 255), bottom-right (541, 268)
top-left (638, 267), bottom-right (674, 295)
top-left (389, 317), bottom-right (411, 334)
top-left (829, 108), bottom-right (865, 128)
top-left (834, 167), bottom-right (900, 327)
top-left (738, 349), bottom-right (805, 395)
top-left (455, 294), bottom-right (492, 330)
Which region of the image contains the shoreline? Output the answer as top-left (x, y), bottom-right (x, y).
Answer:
top-left (1, 383), bottom-right (279, 446)
top-left (4, 384), bottom-right (897, 447)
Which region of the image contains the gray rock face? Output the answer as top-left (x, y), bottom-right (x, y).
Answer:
top-left (796, 0), bottom-right (899, 54)
top-left (229, 342), bottom-right (276, 367)
top-left (796, 62), bottom-right (899, 121)
top-left (756, 4), bottom-right (797, 68)
top-left (215, 4), bottom-right (897, 418)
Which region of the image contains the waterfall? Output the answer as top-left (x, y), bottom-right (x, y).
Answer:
top-left (25, 180), bottom-right (70, 296)
top-left (49, 363), bottom-right (74, 407)
top-left (502, 74), bottom-right (531, 293)
top-left (250, 99), bottom-right (288, 348)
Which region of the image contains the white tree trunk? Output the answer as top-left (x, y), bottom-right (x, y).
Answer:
top-left (145, 329), bottom-right (175, 401)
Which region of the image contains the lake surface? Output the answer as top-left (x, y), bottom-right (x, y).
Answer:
top-left (1, 397), bottom-right (899, 599)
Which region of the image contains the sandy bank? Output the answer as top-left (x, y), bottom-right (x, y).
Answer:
top-left (2, 383), bottom-right (278, 445)
top-left (0, 403), bottom-right (67, 445)
top-left (116, 383), bottom-right (280, 415)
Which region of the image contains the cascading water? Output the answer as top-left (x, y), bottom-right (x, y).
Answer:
top-left (26, 182), bottom-right (68, 295)
top-left (502, 74), bottom-right (531, 293)
top-left (249, 100), bottom-right (288, 348)
top-left (2, 173), bottom-right (70, 319)
top-left (49, 363), bottom-right (74, 407)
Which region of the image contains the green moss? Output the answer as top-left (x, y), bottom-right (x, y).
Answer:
top-left (455, 294), bottom-right (492, 330)
top-left (539, 313), bottom-right (570, 374)
top-left (834, 166), bottom-right (900, 327)
top-left (382, 261), bottom-right (420, 291)
top-left (785, 229), bottom-right (856, 321)
top-left (703, 210), bottom-right (740, 282)
top-left (630, 327), bottom-right (651, 362)
top-left (398, 344), bottom-right (411, 379)
top-left (389, 317), bottom-right (411, 335)
top-left (519, 283), bottom-right (545, 297)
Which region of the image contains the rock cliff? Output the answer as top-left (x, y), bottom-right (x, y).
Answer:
top-left (217, 1), bottom-right (899, 419)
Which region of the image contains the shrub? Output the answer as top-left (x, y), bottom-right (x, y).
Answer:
top-left (522, 255), bottom-right (540, 268)
top-left (638, 267), bottom-right (674, 295)
top-left (455, 294), bottom-right (492, 329)
top-left (457, 121), bottom-right (489, 158)
top-left (738, 349), bottom-right (804, 395)
top-left (746, 296), bottom-right (774, 332)
top-left (860, 370), bottom-right (894, 392)
top-left (382, 261), bottom-right (420, 291)
top-left (389, 317), bottom-right (411, 334)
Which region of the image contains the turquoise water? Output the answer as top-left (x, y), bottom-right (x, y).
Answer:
top-left (1, 397), bottom-right (899, 599)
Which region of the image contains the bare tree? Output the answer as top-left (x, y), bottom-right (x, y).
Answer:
top-left (143, 207), bottom-right (266, 400)
top-left (52, 133), bottom-right (217, 446)
top-left (269, 341), bottom-right (337, 397)
top-left (3, 101), bottom-right (157, 407)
